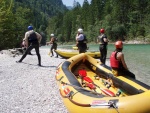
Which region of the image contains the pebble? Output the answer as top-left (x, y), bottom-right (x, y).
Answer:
top-left (0, 48), bottom-right (68, 113)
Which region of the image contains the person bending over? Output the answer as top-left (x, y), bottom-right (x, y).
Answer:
top-left (16, 25), bottom-right (42, 66)
top-left (47, 33), bottom-right (58, 57)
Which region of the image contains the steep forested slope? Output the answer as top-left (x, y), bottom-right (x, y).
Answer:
top-left (14, 0), bottom-right (66, 16)
top-left (0, 0), bottom-right (67, 50)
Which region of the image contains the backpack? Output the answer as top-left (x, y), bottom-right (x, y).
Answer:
top-left (28, 31), bottom-right (38, 43)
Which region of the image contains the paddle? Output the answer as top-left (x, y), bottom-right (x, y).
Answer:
top-left (78, 69), bottom-right (115, 96)
top-left (61, 81), bottom-right (103, 96)
top-left (93, 83), bottom-right (115, 97)
top-left (82, 76), bottom-right (115, 97)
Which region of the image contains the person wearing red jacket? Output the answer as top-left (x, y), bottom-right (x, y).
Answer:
top-left (110, 41), bottom-right (135, 79)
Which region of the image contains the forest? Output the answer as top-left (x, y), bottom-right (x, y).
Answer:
top-left (0, 0), bottom-right (150, 50)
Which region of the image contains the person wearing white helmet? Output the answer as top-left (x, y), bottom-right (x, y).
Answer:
top-left (78, 28), bottom-right (83, 33)
top-left (16, 25), bottom-right (42, 66)
top-left (47, 33), bottom-right (58, 57)
top-left (76, 28), bottom-right (87, 53)
top-left (50, 33), bottom-right (54, 37)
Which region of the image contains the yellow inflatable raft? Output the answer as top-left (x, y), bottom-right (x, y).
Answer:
top-left (55, 50), bottom-right (100, 59)
top-left (72, 46), bottom-right (89, 50)
top-left (72, 46), bottom-right (78, 50)
top-left (55, 53), bottom-right (150, 113)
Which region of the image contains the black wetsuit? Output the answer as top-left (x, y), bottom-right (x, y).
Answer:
top-left (98, 34), bottom-right (108, 64)
top-left (18, 31), bottom-right (41, 65)
top-left (117, 56), bottom-right (135, 79)
top-left (77, 34), bottom-right (87, 53)
top-left (50, 38), bottom-right (58, 57)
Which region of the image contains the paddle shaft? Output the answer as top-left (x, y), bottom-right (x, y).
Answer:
top-left (61, 81), bottom-right (102, 96)
top-left (93, 83), bottom-right (115, 97)
top-left (80, 75), bottom-right (115, 97)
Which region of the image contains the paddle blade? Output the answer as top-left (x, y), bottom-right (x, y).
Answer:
top-left (79, 70), bottom-right (87, 77)
top-left (83, 76), bottom-right (93, 83)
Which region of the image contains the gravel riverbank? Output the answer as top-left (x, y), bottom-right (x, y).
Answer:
top-left (1, 47), bottom-right (149, 113)
top-left (0, 48), bottom-right (68, 113)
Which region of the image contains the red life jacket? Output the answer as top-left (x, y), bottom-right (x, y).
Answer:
top-left (110, 51), bottom-right (119, 68)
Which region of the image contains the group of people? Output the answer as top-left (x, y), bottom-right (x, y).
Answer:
top-left (16, 25), bottom-right (58, 67)
top-left (76, 28), bottom-right (135, 79)
top-left (16, 25), bottom-right (135, 79)
top-left (98, 29), bottom-right (135, 79)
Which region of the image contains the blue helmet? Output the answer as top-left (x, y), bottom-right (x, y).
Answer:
top-left (28, 26), bottom-right (33, 30)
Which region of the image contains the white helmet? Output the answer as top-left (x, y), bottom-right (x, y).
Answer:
top-left (78, 28), bottom-right (83, 33)
top-left (50, 33), bottom-right (54, 37)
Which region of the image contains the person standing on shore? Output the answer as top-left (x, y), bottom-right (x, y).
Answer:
top-left (16, 26), bottom-right (42, 66)
top-left (97, 28), bottom-right (109, 64)
top-left (47, 34), bottom-right (58, 58)
top-left (76, 28), bottom-right (87, 53)
top-left (110, 41), bottom-right (135, 79)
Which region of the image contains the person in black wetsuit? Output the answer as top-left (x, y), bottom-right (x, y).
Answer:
top-left (16, 26), bottom-right (42, 66)
top-left (97, 28), bottom-right (109, 64)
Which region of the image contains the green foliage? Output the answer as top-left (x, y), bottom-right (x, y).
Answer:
top-left (0, 0), bottom-right (18, 50)
top-left (47, 0), bottom-right (150, 43)
top-left (1, 0), bottom-right (150, 50)
top-left (0, 0), bottom-right (67, 50)
top-left (145, 35), bottom-right (150, 42)
top-left (136, 35), bottom-right (144, 41)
